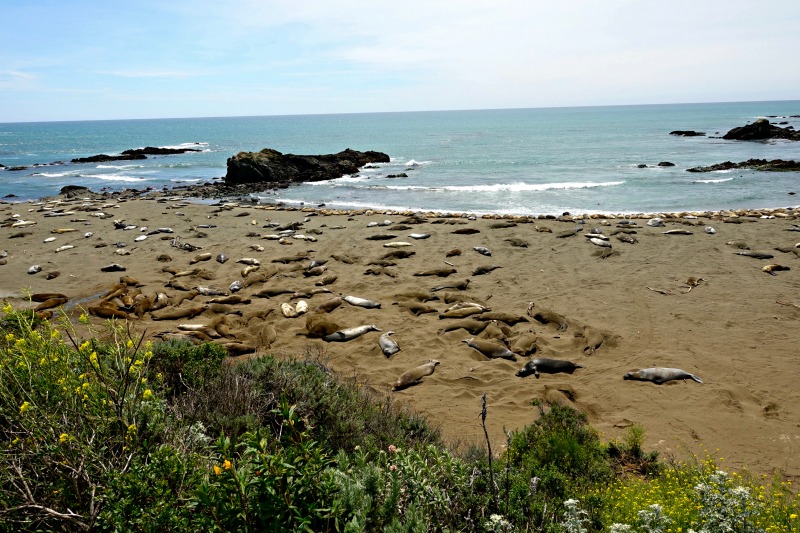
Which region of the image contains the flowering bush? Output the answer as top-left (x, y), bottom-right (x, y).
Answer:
top-left (0, 304), bottom-right (166, 529)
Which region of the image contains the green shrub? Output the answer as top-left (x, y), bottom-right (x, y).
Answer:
top-left (148, 339), bottom-right (227, 397)
top-left (193, 399), bottom-right (335, 532)
top-left (500, 401), bottom-right (612, 529)
top-left (0, 305), bottom-right (167, 530)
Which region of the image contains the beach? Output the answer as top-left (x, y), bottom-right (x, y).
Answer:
top-left (2, 190), bottom-right (799, 480)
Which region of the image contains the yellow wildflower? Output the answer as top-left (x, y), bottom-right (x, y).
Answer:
top-left (2, 302), bottom-right (13, 314)
top-left (5, 332), bottom-right (15, 342)
top-left (51, 329), bottom-right (60, 339)
top-left (89, 352), bottom-right (98, 366)
top-left (213, 465), bottom-right (221, 475)
top-left (790, 514), bottom-right (798, 520)
top-left (224, 459), bottom-right (232, 470)
top-left (126, 339), bottom-right (134, 349)
top-left (59, 433), bottom-right (69, 443)
top-left (79, 340), bottom-right (91, 353)
top-left (19, 401), bottom-right (31, 414)
top-left (127, 423), bottom-right (137, 435)
top-left (78, 312), bottom-right (90, 325)
top-left (142, 389), bottom-right (153, 400)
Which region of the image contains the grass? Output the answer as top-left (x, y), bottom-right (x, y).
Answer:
top-left (1, 302), bottom-right (799, 532)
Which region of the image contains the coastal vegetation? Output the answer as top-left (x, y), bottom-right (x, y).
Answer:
top-left (1, 303), bottom-right (799, 532)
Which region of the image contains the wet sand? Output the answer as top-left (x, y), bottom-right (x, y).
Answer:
top-left (2, 192), bottom-right (799, 479)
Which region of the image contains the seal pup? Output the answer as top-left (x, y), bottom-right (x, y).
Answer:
top-left (762, 264), bottom-right (790, 276)
top-left (323, 324), bottom-right (381, 342)
top-left (734, 251), bottom-right (774, 260)
top-left (379, 331), bottom-right (400, 356)
top-left (516, 358), bottom-right (584, 378)
top-left (461, 338), bottom-right (516, 361)
top-left (623, 368), bottom-right (703, 385)
top-left (393, 360), bottom-right (440, 391)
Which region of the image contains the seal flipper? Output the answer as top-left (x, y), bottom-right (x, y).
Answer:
top-left (688, 373), bottom-right (703, 384)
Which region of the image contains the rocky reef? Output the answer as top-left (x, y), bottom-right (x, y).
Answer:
top-left (225, 148), bottom-right (390, 185)
top-left (686, 158), bottom-right (800, 172)
top-left (722, 118), bottom-right (800, 141)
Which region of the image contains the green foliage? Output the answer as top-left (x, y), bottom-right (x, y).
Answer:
top-left (500, 401), bottom-right (612, 528)
top-left (194, 399), bottom-right (335, 532)
top-left (148, 339), bottom-right (227, 396)
top-left (0, 305), bottom-right (167, 530)
top-left (330, 442), bottom-right (477, 531)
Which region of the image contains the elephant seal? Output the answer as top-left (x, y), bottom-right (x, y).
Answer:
top-left (379, 331), bottom-right (400, 356)
top-left (527, 302), bottom-right (568, 331)
top-left (437, 318), bottom-right (489, 335)
top-left (623, 368), bottom-right (703, 384)
top-left (323, 324), bottom-right (381, 342)
top-left (393, 359), bottom-right (440, 391)
top-left (511, 332), bottom-right (539, 356)
top-left (462, 338), bottom-right (516, 361)
top-left (151, 305), bottom-right (208, 321)
top-left (303, 314), bottom-right (342, 338)
top-left (516, 358), bottom-right (583, 378)
top-left (343, 295), bottom-right (381, 309)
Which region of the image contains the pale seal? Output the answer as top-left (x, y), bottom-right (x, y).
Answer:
top-left (379, 331), bottom-right (400, 356)
top-left (623, 368), bottom-right (703, 384)
top-left (393, 359), bottom-right (440, 391)
top-left (323, 324), bottom-right (381, 342)
top-left (516, 358), bottom-right (583, 378)
top-left (343, 295), bottom-right (381, 309)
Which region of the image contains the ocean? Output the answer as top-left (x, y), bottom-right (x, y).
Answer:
top-left (1, 101), bottom-right (799, 215)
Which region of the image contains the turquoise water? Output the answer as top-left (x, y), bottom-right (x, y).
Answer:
top-left (1, 101), bottom-right (799, 215)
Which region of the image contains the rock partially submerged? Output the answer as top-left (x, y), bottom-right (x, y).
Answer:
top-left (722, 118), bottom-right (800, 141)
top-left (71, 146), bottom-right (202, 164)
top-left (225, 148), bottom-right (390, 185)
top-left (687, 159), bottom-right (800, 173)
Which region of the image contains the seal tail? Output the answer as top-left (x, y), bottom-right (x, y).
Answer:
top-left (689, 374), bottom-right (703, 384)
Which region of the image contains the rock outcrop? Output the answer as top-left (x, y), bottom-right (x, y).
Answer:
top-left (225, 148), bottom-right (390, 185)
top-left (686, 159), bottom-right (800, 172)
top-left (722, 118), bottom-right (800, 141)
top-left (71, 146), bottom-right (201, 164)
top-left (669, 130), bottom-right (706, 136)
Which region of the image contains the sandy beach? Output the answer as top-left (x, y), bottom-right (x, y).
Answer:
top-left (2, 190), bottom-right (799, 479)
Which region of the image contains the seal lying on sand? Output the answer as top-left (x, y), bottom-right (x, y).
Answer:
top-left (323, 324), bottom-right (381, 342)
top-left (516, 358), bottom-right (584, 378)
top-left (393, 359), bottom-right (440, 391)
top-left (623, 367), bottom-right (703, 384)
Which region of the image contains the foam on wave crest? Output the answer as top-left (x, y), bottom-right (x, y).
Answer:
top-left (693, 177), bottom-right (734, 184)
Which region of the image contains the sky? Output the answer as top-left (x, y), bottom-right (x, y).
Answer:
top-left (1, 0), bottom-right (798, 122)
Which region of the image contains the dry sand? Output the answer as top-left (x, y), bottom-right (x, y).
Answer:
top-left (2, 192), bottom-right (799, 479)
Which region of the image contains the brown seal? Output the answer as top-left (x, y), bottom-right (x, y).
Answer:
top-left (151, 305), bottom-right (208, 321)
top-left (461, 338), bottom-right (516, 361)
top-left (527, 302), bottom-right (568, 331)
top-left (393, 359), bottom-right (440, 391)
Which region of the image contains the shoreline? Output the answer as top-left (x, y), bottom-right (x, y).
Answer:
top-left (2, 187), bottom-right (799, 480)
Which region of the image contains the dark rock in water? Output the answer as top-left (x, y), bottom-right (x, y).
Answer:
top-left (687, 159), bottom-right (800, 173)
top-left (225, 148), bottom-right (390, 185)
top-left (7, 166), bottom-right (28, 171)
top-left (121, 146), bottom-right (202, 156)
top-left (3, 193), bottom-right (16, 198)
top-left (637, 164), bottom-right (648, 168)
top-left (386, 173), bottom-right (408, 178)
top-left (59, 185), bottom-right (94, 197)
top-left (657, 161), bottom-right (675, 167)
top-left (72, 153), bottom-right (147, 164)
top-left (722, 118), bottom-right (800, 141)
top-left (670, 130), bottom-right (706, 136)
